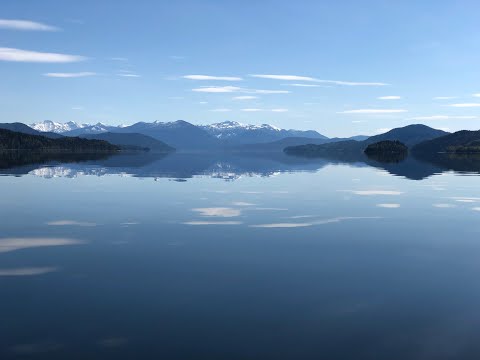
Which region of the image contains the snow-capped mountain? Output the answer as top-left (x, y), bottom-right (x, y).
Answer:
top-left (30, 120), bottom-right (88, 133)
top-left (200, 121), bottom-right (327, 145)
top-left (30, 120), bottom-right (117, 136)
top-left (29, 120), bottom-right (328, 149)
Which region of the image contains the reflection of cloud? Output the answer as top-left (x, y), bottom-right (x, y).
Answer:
top-left (433, 204), bottom-right (456, 208)
top-left (0, 238), bottom-right (83, 253)
top-left (192, 207), bottom-right (241, 217)
top-left (251, 222), bottom-right (312, 228)
top-left (98, 337), bottom-right (128, 348)
top-left (377, 203), bottom-right (401, 208)
top-left (251, 217), bottom-right (380, 228)
top-left (47, 220), bottom-right (97, 226)
top-left (343, 190), bottom-right (403, 196)
top-left (253, 207), bottom-right (288, 211)
top-left (183, 221), bottom-right (242, 225)
top-left (0, 267), bottom-right (57, 276)
top-left (11, 342), bottom-right (63, 354)
top-left (232, 202), bottom-right (256, 206)
top-left (473, 207), bottom-right (480, 212)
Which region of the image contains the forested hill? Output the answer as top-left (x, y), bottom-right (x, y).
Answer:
top-left (0, 129), bottom-right (120, 152)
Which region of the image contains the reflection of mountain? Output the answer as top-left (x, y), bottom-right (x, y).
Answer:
top-left (1, 149), bottom-right (480, 181)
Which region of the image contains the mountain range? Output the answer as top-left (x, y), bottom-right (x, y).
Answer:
top-left (29, 120), bottom-right (351, 151)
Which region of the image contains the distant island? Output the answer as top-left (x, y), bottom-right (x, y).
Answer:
top-left (0, 129), bottom-right (120, 153)
top-left (364, 140), bottom-right (408, 163)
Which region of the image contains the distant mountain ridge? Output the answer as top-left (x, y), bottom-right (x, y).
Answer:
top-left (80, 132), bottom-right (175, 153)
top-left (285, 124), bottom-right (449, 157)
top-left (30, 120), bottom-right (328, 150)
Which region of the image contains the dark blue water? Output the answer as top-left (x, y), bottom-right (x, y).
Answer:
top-left (1, 153), bottom-right (480, 359)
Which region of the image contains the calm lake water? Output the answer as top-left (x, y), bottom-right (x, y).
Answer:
top-left (1, 152), bottom-right (480, 359)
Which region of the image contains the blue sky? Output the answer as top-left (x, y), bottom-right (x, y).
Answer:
top-left (1, 0), bottom-right (480, 137)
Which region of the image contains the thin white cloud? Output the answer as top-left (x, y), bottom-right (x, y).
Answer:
top-left (433, 96), bottom-right (457, 100)
top-left (0, 267), bottom-right (57, 276)
top-left (184, 75), bottom-right (243, 81)
top-left (250, 216), bottom-right (380, 228)
top-left (242, 108), bottom-right (262, 112)
top-left (252, 74), bottom-right (316, 81)
top-left (272, 108), bottom-right (288, 112)
top-left (231, 202), bottom-right (256, 206)
top-left (233, 96), bottom-right (258, 100)
top-left (193, 86), bottom-right (242, 93)
top-left (251, 222), bottom-right (312, 228)
top-left (378, 96), bottom-right (401, 100)
top-left (44, 72), bottom-right (96, 78)
top-left (250, 74), bottom-right (388, 86)
top-left (118, 73), bottom-right (140, 78)
top-left (286, 83), bottom-right (323, 87)
top-left (252, 89), bottom-right (290, 94)
top-left (473, 93), bottom-right (480, 98)
top-left (0, 47), bottom-right (86, 63)
top-left (0, 19), bottom-right (58, 31)
top-left (408, 115), bottom-right (477, 121)
top-left (339, 109), bottom-right (407, 114)
top-left (449, 103), bottom-right (480, 108)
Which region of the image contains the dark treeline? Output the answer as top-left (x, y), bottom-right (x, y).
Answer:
top-left (0, 129), bottom-right (120, 152)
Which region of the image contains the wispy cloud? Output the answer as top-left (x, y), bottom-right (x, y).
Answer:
top-left (0, 19), bottom-right (58, 31)
top-left (193, 86), bottom-right (242, 93)
top-left (0, 47), bottom-right (86, 63)
top-left (378, 96), bottom-right (401, 100)
top-left (338, 109), bottom-right (407, 114)
top-left (118, 73), bottom-right (140, 78)
top-left (44, 72), bottom-right (96, 78)
top-left (473, 93), bottom-right (480, 98)
top-left (253, 89), bottom-right (290, 94)
top-left (184, 75), bottom-right (243, 81)
top-left (250, 74), bottom-right (388, 86)
top-left (408, 115), bottom-right (477, 121)
top-left (233, 96), bottom-right (257, 100)
top-left (448, 103), bottom-right (480, 108)
top-left (192, 86), bottom-right (289, 94)
top-left (285, 83), bottom-right (324, 87)
top-left (242, 108), bottom-right (262, 112)
top-left (272, 108), bottom-right (288, 112)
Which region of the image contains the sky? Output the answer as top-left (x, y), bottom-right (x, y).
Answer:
top-left (1, 0), bottom-right (480, 137)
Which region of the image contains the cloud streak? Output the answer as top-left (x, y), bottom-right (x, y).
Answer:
top-left (0, 19), bottom-right (58, 31)
top-left (250, 74), bottom-right (388, 86)
top-left (44, 72), bottom-right (96, 78)
top-left (449, 103), bottom-right (480, 108)
top-left (184, 75), bottom-right (243, 81)
top-left (339, 109), bottom-right (407, 114)
top-left (378, 96), bottom-right (401, 100)
top-left (0, 47), bottom-right (86, 63)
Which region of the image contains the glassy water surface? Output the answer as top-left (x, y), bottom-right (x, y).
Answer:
top-left (1, 152), bottom-right (480, 359)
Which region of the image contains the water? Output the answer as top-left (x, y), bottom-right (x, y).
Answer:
top-left (1, 152), bottom-right (480, 359)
